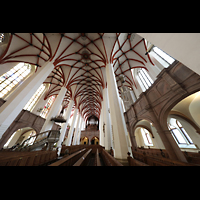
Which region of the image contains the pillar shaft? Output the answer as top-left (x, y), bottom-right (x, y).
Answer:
top-left (103, 87), bottom-right (112, 150)
top-left (76, 117), bottom-right (83, 145)
top-left (40, 86), bottom-right (67, 133)
top-left (99, 103), bottom-right (105, 146)
top-left (106, 63), bottom-right (129, 159)
top-left (57, 99), bottom-right (74, 156)
top-left (64, 108), bottom-right (78, 146)
top-left (72, 113), bottom-right (81, 145)
top-left (0, 61), bottom-right (54, 139)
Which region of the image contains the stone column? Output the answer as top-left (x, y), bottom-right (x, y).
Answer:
top-left (0, 61), bottom-right (55, 139)
top-left (103, 87), bottom-right (112, 150)
top-left (72, 113), bottom-right (81, 145)
top-left (40, 86), bottom-right (67, 133)
top-left (99, 102), bottom-right (105, 146)
top-left (106, 62), bottom-right (129, 159)
top-left (64, 108), bottom-right (78, 146)
top-left (57, 99), bottom-right (74, 156)
top-left (76, 117), bottom-right (83, 145)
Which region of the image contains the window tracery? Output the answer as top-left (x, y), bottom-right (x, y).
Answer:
top-left (24, 84), bottom-right (46, 112)
top-left (168, 118), bottom-right (196, 148)
top-left (137, 68), bottom-right (153, 92)
top-left (0, 63), bottom-right (32, 98)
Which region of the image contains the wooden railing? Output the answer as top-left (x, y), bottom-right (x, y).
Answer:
top-left (0, 150), bottom-right (57, 166)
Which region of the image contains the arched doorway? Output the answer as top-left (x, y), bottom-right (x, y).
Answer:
top-left (91, 136), bottom-right (99, 145)
top-left (80, 137), bottom-right (89, 145)
top-left (3, 127), bottom-right (36, 149)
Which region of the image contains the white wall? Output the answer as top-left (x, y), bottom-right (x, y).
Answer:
top-left (137, 33), bottom-right (200, 76)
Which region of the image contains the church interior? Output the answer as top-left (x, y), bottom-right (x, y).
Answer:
top-left (0, 33), bottom-right (200, 166)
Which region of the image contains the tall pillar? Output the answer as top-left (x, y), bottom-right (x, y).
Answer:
top-left (106, 62), bottom-right (129, 160)
top-left (103, 87), bottom-right (112, 150)
top-left (0, 61), bottom-right (54, 139)
top-left (72, 113), bottom-right (81, 145)
top-left (64, 108), bottom-right (78, 146)
top-left (99, 102), bottom-right (105, 146)
top-left (76, 117), bottom-right (83, 145)
top-left (40, 86), bottom-right (67, 133)
top-left (57, 99), bottom-right (74, 156)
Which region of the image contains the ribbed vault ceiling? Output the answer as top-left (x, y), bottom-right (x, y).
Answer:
top-left (0, 33), bottom-right (154, 121)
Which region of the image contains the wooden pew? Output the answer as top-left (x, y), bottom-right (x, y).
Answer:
top-left (73, 149), bottom-right (92, 166)
top-left (127, 155), bottom-right (149, 166)
top-left (136, 148), bottom-right (169, 158)
top-left (101, 149), bottom-right (123, 166)
top-left (132, 151), bottom-right (197, 166)
top-left (95, 149), bottom-right (101, 166)
top-left (60, 145), bottom-right (87, 156)
top-left (49, 149), bottom-right (87, 166)
top-left (0, 150), bottom-right (57, 166)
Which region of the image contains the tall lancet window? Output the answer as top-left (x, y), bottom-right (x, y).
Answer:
top-left (40, 95), bottom-right (55, 118)
top-left (137, 68), bottom-right (153, 92)
top-left (153, 47), bottom-right (175, 65)
top-left (0, 63), bottom-right (32, 98)
top-left (24, 84), bottom-right (46, 112)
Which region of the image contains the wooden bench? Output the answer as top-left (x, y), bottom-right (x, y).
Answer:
top-left (49, 149), bottom-right (87, 166)
top-left (127, 155), bottom-right (149, 166)
top-left (94, 148), bottom-right (101, 166)
top-left (0, 150), bottom-right (57, 166)
top-left (101, 149), bottom-right (123, 166)
top-left (60, 145), bottom-right (87, 156)
top-left (73, 149), bottom-right (92, 166)
top-left (132, 151), bottom-right (197, 166)
top-left (136, 148), bottom-right (169, 158)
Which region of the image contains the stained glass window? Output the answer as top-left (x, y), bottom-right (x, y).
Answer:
top-left (40, 95), bottom-right (55, 118)
top-left (0, 63), bottom-right (32, 98)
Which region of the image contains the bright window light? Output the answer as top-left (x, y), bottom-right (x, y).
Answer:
top-left (153, 47), bottom-right (175, 64)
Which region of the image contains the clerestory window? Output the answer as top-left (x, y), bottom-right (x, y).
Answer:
top-left (153, 46), bottom-right (175, 65)
top-left (24, 84), bottom-right (46, 112)
top-left (137, 68), bottom-right (153, 92)
top-left (0, 63), bottom-right (32, 98)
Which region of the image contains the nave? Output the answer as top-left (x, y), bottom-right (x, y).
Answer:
top-left (1, 33), bottom-right (200, 166)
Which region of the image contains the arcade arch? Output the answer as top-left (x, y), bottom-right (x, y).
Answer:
top-left (80, 136), bottom-right (89, 145)
top-left (166, 90), bottom-right (200, 152)
top-left (91, 136), bottom-right (99, 145)
top-left (133, 119), bottom-right (165, 149)
top-left (3, 127), bottom-right (36, 148)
